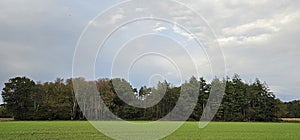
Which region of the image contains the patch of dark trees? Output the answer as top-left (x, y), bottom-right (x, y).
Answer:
top-left (0, 74), bottom-right (299, 121)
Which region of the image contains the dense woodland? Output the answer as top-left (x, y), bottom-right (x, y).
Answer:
top-left (0, 74), bottom-right (299, 121)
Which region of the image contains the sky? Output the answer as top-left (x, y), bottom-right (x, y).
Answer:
top-left (0, 0), bottom-right (300, 103)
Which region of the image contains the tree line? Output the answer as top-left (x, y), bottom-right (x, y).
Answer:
top-left (0, 74), bottom-right (299, 121)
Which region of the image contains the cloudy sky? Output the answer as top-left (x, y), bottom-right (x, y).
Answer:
top-left (0, 0), bottom-right (299, 103)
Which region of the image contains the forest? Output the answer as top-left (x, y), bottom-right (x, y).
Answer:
top-left (0, 74), bottom-right (299, 121)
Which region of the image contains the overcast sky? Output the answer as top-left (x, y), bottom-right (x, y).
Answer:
top-left (0, 0), bottom-right (299, 103)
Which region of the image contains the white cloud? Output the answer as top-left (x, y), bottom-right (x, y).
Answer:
top-left (154, 26), bottom-right (167, 32)
top-left (110, 8), bottom-right (125, 24)
top-left (220, 12), bottom-right (299, 40)
top-left (110, 14), bottom-right (125, 24)
top-left (172, 23), bottom-right (195, 40)
top-left (135, 8), bottom-right (145, 12)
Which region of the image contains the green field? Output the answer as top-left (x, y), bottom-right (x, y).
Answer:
top-left (0, 121), bottom-right (300, 140)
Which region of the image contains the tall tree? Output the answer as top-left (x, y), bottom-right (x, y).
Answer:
top-left (2, 77), bottom-right (36, 120)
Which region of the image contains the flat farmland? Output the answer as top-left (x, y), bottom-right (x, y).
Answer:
top-left (0, 121), bottom-right (299, 140)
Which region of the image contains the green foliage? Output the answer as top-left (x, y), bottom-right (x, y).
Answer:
top-left (0, 75), bottom-right (298, 121)
top-left (283, 100), bottom-right (300, 118)
top-left (2, 77), bottom-right (35, 120)
top-left (0, 104), bottom-right (11, 118)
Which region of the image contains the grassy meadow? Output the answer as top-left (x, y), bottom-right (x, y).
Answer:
top-left (0, 121), bottom-right (300, 140)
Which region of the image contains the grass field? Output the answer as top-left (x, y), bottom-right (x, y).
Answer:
top-left (0, 121), bottom-right (300, 140)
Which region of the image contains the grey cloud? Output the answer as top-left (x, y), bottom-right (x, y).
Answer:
top-left (171, 0), bottom-right (300, 101)
top-left (0, 0), bottom-right (119, 103)
top-left (1, 0), bottom-right (299, 103)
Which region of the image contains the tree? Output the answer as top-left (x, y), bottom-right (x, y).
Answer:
top-left (175, 77), bottom-right (199, 121)
top-left (284, 100), bottom-right (300, 118)
top-left (0, 75), bottom-right (285, 121)
top-left (0, 104), bottom-right (11, 118)
top-left (2, 77), bottom-right (36, 120)
top-left (191, 77), bottom-right (210, 121)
